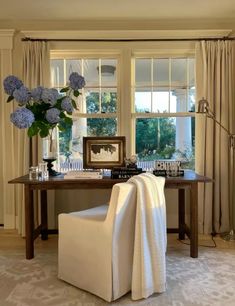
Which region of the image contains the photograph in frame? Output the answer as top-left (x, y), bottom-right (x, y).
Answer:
top-left (83, 136), bottom-right (126, 169)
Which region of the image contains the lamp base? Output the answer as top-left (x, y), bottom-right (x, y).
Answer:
top-left (43, 158), bottom-right (61, 177)
top-left (220, 229), bottom-right (235, 241)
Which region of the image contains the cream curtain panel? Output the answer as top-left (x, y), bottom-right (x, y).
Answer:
top-left (21, 41), bottom-right (50, 234)
top-left (23, 41), bottom-right (50, 165)
top-left (0, 47), bottom-right (18, 229)
top-left (0, 40), bottom-right (50, 235)
top-left (195, 40), bottom-right (235, 234)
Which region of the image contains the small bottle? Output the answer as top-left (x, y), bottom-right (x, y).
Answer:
top-left (38, 162), bottom-right (49, 179)
top-left (29, 166), bottom-right (39, 180)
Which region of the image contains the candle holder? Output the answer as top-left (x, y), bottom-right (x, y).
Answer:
top-left (43, 157), bottom-right (61, 176)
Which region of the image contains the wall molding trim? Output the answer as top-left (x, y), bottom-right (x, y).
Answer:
top-left (0, 29), bottom-right (15, 49)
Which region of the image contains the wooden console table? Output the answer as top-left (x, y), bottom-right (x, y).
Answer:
top-left (9, 170), bottom-right (211, 259)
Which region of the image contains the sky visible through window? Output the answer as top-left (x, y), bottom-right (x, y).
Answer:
top-left (135, 92), bottom-right (177, 113)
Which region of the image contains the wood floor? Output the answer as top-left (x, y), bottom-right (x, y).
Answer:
top-left (1, 227), bottom-right (235, 254)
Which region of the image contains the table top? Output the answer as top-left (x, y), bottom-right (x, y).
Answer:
top-left (8, 170), bottom-right (212, 190)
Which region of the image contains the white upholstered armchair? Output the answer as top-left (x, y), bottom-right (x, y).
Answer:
top-left (58, 182), bottom-right (137, 302)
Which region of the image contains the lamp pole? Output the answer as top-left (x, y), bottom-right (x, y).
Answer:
top-left (197, 98), bottom-right (235, 241)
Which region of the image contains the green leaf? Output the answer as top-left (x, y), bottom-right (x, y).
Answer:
top-left (64, 117), bottom-right (73, 125)
top-left (59, 112), bottom-right (66, 118)
top-left (7, 95), bottom-right (14, 103)
top-left (73, 90), bottom-right (80, 97)
top-left (72, 99), bottom-right (78, 110)
top-left (27, 123), bottom-right (39, 137)
top-left (60, 87), bottom-right (69, 93)
top-left (39, 128), bottom-right (49, 138)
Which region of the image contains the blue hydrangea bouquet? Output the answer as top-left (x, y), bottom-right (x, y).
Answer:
top-left (3, 72), bottom-right (85, 138)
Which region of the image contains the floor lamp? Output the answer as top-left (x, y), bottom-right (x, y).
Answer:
top-left (197, 98), bottom-right (235, 241)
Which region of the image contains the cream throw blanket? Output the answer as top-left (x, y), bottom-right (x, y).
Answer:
top-left (128, 173), bottom-right (167, 300)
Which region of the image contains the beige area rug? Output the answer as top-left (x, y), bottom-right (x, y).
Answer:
top-left (0, 245), bottom-right (235, 306)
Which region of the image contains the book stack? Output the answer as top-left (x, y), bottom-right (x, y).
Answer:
top-left (64, 170), bottom-right (103, 180)
top-left (153, 160), bottom-right (184, 177)
top-left (111, 167), bottom-right (143, 179)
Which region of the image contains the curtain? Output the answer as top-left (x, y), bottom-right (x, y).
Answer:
top-left (23, 41), bottom-right (50, 165)
top-left (0, 49), bottom-right (16, 229)
top-left (195, 41), bottom-right (235, 234)
top-left (14, 41), bottom-right (50, 235)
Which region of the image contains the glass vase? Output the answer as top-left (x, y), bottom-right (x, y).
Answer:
top-left (43, 130), bottom-right (60, 176)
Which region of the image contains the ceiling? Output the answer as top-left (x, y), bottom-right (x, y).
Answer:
top-left (0, 0), bottom-right (235, 22)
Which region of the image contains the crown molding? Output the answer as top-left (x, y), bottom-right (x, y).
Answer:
top-left (21, 29), bottom-right (232, 40)
top-left (0, 29), bottom-right (15, 49)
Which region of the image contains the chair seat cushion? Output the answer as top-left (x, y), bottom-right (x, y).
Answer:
top-left (70, 204), bottom-right (108, 221)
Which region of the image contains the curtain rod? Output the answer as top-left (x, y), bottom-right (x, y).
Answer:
top-left (22, 37), bottom-right (235, 42)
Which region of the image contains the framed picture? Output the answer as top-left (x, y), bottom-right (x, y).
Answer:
top-left (83, 136), bottom-right (126, 169)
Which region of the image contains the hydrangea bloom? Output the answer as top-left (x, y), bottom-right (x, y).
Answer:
top-left (69, 72), bottom-right (85, 90)
top-left (61, 97), bottom-right (73, 113)
top-left (10, 108), bottom-right (35, 129)
top-left (3, 73), bottom-right (85, 139)
top-left (3, 75), bottom-right (23, 95)
top-left (13, 86), bottom-right (31, 104)
top-left (41, 88), bottom-right (60, 106)
top-left (31, 86), bottom-right (44, 102)
top-left (45, 108), bottom-right (61, 124)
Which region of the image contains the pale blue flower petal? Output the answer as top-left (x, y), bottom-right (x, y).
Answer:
top-left (45, 108), bottom-right (61, 123)
top-left (69, 72), bottom-right (85, 90)
top-left (13, 86), bottom-right (31, 104)
top-left (3, 75), bottom-right (23, 95)
top-left (10, 108), bottom-right (35, 129)
top-left (61, 97), bottom-right (73, 113)
top-left (42, 88), bottom-right (59, 106)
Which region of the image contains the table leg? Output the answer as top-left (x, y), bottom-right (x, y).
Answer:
top-left (178, 188), bottom-right (185, 240)
top-left (25, 184), bottom-right (34, 259)
top-left (40, 190), bottom-right (48, 240)
top-left (190, 182), bottom-right (198, 258)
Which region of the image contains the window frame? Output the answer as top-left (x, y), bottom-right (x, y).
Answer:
top-left (50, 44), bottom-right (196, 164)
top-left (131, 54), bottom-right (196, 162)
top-left (50, 51), bottom-right (122, 132)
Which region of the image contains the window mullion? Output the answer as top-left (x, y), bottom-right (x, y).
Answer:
top-left (169, 58), bottom-right (171, 112)
top-left (151, 58), bottom-right (153, 112)
top-left (99, 59), bottom-right (102, 113)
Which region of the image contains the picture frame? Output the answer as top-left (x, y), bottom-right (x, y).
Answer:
top-left (83, 136), bottom-right (126, 169)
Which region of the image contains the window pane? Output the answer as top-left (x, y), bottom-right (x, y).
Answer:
top-left (135, 89), bottom-right (151, 112)
top-left (171, 58), bottom-right (187, 87)
top-left (136, 117), bottom-right (195, 169)
top-left (153, 59), bottom-right (169, 86)
top-left (51, 59), bottom-right (64, 87)
top-left (101, 90), bottom-right (117, 113)
top-left (135, 59), bottom-right (151, 86)
top-left (171, 88), bottom-right (187, 112)
top-left (85, 90), bottom-right (99, 113)
top-left (152, 90), bottom-right (169, 113)
top-left (189, 59), bottom-right (195, 86)
top-left (84, 59), bottom-right (99, 87)
top-left (87, 118), bottom-right (117, 136)
top-left (66, 59), bottom-right (82, 82)
top-left (59, 118), bottom-right (117, 162)
top-left (100, 59), bottom-right (117, 87)
top-left (189, 87), bottom-right (195, 112)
